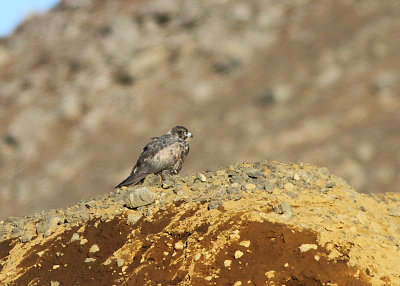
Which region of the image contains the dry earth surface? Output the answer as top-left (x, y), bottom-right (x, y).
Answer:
top-left (0, 0), bottom-right (400, 219)
top-left (1, 161), bottom-right (399, 285)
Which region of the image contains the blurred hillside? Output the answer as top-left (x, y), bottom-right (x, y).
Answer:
top-left (0, 0), bottom-right (399, 219)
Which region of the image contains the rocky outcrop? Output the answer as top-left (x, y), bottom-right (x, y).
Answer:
top-left (0, 0), bottom-right (400, 219)
top-left (1, 161), bottom-right (399, 285)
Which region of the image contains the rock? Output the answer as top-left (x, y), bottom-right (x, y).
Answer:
top-left (100, 214), bottom-right (109, 222)
top-left (286, 191), bottom-right (298, 199)
top-left (0, 227), bottom-right (9, 237)
top-left (143, 174), bottom-right (161, 187)
top-left (284, 182), bottom-right (295, 192)
top-left (174, 241), bottom-right (184, 250)
top-left (70, 233), bottom-right (80, 242)
top-left (299, 244), bottom-right (318, 252)
top-left (263, 181), bottom-right (275, 194)
top-left (234, 250), bottom-right (244, 259)
top-left (162, 180), bottom-right (174, 189)
top-left (208, 201), bottom-right (223, 210)
top-left (245, 169), bottom-right (264, 179)
top-left (84, 258), bottom-right (96, 263)
top-left (173, 188), bottom-right (184, 195)
top-left (50, 281), bottom-right (60, 286)
top-left (388, 207), bottom-right (400, 217)
top-left (116, 258), bottom-right (125, 267)
top-left (239, 240), bottom-right (250, 247)
top-left (242, 183), bottom-right (256, 191)
top-left (197, 173), bottom-right (207, 182)
top-left (65, 211), bottom-right (90, 224)
top-left (224, 259), bottom-right (232, 267)
top-left (19, 232), bottom-right (34, 242)
top-left (273, 201), bottom-right (293, 219)
top-left (10, 227), bottom-right (24, 238)
top-left (89, 244), bottom-right (100, 253)
top-left (124, 187), bottom-right (156, 209)
top-left (126, 214), bottom-right (142, 225)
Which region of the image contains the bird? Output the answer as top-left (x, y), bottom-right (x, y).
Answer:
top-left (115, 126), bottom-right (193, 188)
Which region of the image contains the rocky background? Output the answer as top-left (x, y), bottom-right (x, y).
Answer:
top-left (0, 0), bottom-right (400, 219)
top-left (1, 161), bottom-right (399, 285)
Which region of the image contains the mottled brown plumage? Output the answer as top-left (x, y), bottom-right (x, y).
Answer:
top-left (115, 126), bottom-right (193, 188)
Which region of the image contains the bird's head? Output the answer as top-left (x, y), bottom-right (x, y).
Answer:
top-left (168, 126), bottom-right (193, 141)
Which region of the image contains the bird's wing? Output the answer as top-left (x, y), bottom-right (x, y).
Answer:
top-left (115, 137), bottom-right (188, 188)
top-left (132, 137), bottom-right (183, 176)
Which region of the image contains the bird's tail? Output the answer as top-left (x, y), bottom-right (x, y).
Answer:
top-left (115, 173), bottom-right (148, 189)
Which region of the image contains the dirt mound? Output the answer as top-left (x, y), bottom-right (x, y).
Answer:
top-left (1, 161), bottom-right (399, 285)
top-left (1, 0), bottom-right (400, 220)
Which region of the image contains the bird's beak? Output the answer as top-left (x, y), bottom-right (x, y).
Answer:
top-left (187, 132), bottom-right (193, 140)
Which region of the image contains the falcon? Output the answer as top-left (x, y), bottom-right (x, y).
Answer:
top-left (115, 126), bottom-right (193, 188)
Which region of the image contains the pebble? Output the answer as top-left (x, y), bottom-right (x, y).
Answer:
top-left (284, 182), bottom-right (295, 192)
top-left (70, 233), bottom-right (80, 242)
top-left (197, 173), bottom-right (207, 182)
top-left (224, 259), bottom-right (232, 267)
top-left (89, 244), bottom-right (99, 253)
top-left (388, 207), bottom-right (400, 217)
top-left (80, 239), bottom-right (88, 245)
top-left (263, 181), bottom-right (275, 194)
top-left (285, 191), bottom-right (298, 199)
top-left (208, 201), bottom-right (222, 210)
top-left (273, 201), bottom-right (293, 219)
top-left (124, 187), bottom-right (155, 209)
top-left (234, 250), bottom-right (244, 259)
top-left (299, 244), bottom-right (318, 252)
top-left (19, 233), bottom-right (33, 243)
top-left (84, 258), bottom-right (96, 263)
top-left (173, 189), bottom-right (184, 195)
top-left (116, 258), bottom-right (125, 267)
top-left (162, 180), bottom-right (174, 189)
top-left (100, 214), bottom-right (109, 222)
top-left (246, 169), bottom-right (264, 179)
top-left (265, 270), bottom-right (275, 279)
top-left (174, 241), bottom-right (184, 250)
top-left (126, 214), bottom-right (142, 225)
top-left (239, 240), bottom-right (250, 247)
top-left (143, 174), bottom-right (161, 186)
top-left (10, 227), bottom-right (24, 238)
top-left (50, 282), bottom-right (60, 286)
top-left (243, 183), bottom-right (256, 191)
